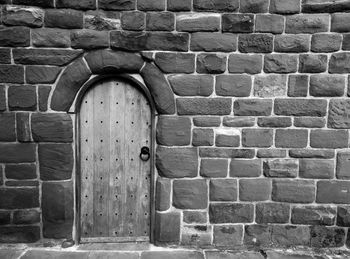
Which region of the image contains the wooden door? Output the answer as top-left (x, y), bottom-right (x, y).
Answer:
top-left (79, 78), bottom-right (152, 243)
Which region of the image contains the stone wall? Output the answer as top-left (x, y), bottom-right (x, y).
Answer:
top-left (0, 0), bottom-right (350, 250)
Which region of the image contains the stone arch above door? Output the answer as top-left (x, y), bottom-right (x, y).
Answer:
top-left (50, 49), bottom-right (175, 114)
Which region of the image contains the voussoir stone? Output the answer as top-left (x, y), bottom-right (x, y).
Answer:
top-left (31, 113), bottom-right (73, 142)
top-left (328, 99), bottom-right (350, 129)
top-left (173, 179), bottom-right (208, 209)
top-left (3, 5), bottom-right (44, 28)
top-left (156, 146), bottom-right (198, 178)
top-left (156, 116), bottom-right (191, 146)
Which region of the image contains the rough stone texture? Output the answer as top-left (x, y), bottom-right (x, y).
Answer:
top-left (193, 128), bottom-right (214, 146)
top-left (13, 210), bottom-right (40, 224)
top-left (0, 49), bottom-right (11, 64)
top-left (193, 0), bottom-right (239, 11)
top-left (328, 100), bottom-right (350, 129)
top-left (331, 13), bottom-right (350, 32)
top-left (264, 55), bottom-right (298, 74)
top-left (337, 206), bottom-right (350, 227)
top-left (155, 178), bottom-right (171, 211)
top-left (223, 117), bottom-right (255, 127)
top-left (2, 5), bottom-right (44, 28)
top-left (5, 164), bottom-right (36, 180)
top-left (197, 54), bottom-right (226, 74)
top-left (31, 113), bottom-right (73, 142)
top-left (230, 159), bottom-right (261, 177)
top-left (216, 75), bottom-right (251, 97)
top-left (270, 0), bottom-right (300, 14)
top-left (274, 35), bottom-right (310, 53)
top-left (209, 203), bottom-right (254, 223)
top-left (99, 0), bottom-right (135, 10)
top-left (146, 12), bottom-right (174, 31)
top-left (0, 113), bottom-right (16, 141)
top-left (255, 14), bottom-right (284, 34)
top-left (0, 65), bottom-right (24, 84)
top-left (26, 66), bottom-right (61, 84)
top-left (271, 225), bottom-right (311, 247)
top-left (292, 206), bottom-right (336, 225)
top-left (317, 181), bottom-right (350, 204)
top-left (299, 159), bottom-right (334, 179)
top-left (329, 52), bottom-right (350, 73)
top-left (312, 33), bottom-right (342, 52)
top-left (177, 13), bottom-right (220, 32)
top-left (240, 0), bottom-right (269, 13)
top-left (310, 226), bottom-right (346, 248)
top-left (8, 85), bottom-right (37, 111)
top-left (0, 187), bottom-right (38, 210)
top-left (200, 159), bottom-right (228, 178)
top-left (42, 181), bottom-right (73, 238)
top-left (173, 179), bottom-right (207, 209)
top-left (299, 54), bottom-right (328, 73)
top-left (238, 34), bottom-right (273, 53)
top-left (0, 144), bottom-right (36, 163)
top-left (191, 33), bottom-right (237, 52)
top-left (337, 152), bottom-right (350, 179)
top-left (71, 29), bottom-right (109, 49)
top-left (155, 52), bottom-right (195, 73)
top-left (181, 225), bottom-right (212, 247)
top-left (154, 212), bottom-right (180, 243)
top-left (274, 99), bottom-right (327, 116)
top-left (177, 98), bottom-right (231, 115)
top-left (222, 14), bottom-right (254, 33)
top-left (84, 13), bottom-right (121, 31)
top-left (242, 129), bottom-right (273, 147)
top-left (168, 75), bottom-right (213, 96)
top-left (239, 179), bottom-right (271, 201)
top-left (193, 117), bottom-right (221, 127)
top-left (263, 159), bottom-right (299, 178)
top-left (310, 129), bottom-right (348, 148)
top-left (257, 149), bottom-right (287, 158)
top-left (294, 117), bottom-right (326, 128)
top-left (286, 14), bottom-right (329, 34)
top-left (210, 179), bottom-right (237, 201)
top-left (228, 54), bottom-right (262, 74)
top-left (215, 134), bottom-right (239, 147)
top-left (258, 117), bottom-right (292, 128)
top-left (244, 224), bottom-right (272, 246)
top-left (45, 9), bottom-right (83, 29)
top-left (213, 225), bottom-right (243, 248)
top-left (234, 99), bottom-right (272, 116)
top-left (0, 226), bottom-right (40, 243)
top-left (156, 117), bottom-right (191, 146)
top-left (0, 26), bottom-right (30, 47)
top-left (156, 147), bottom-right (198, 178)
top-left (38, 86), bottom-right (51, 112)
top-left (275, 129), bottom-right (308, 148)
top-left (183, 211), bottom-right (207, 224)
top-left (121, 11), bottom-right (145, 31)
top-left (32, 28), bottom-right (70, 48)
top-left (310, 75), bottom-right (345, 97)
top-left (303, 0), bottom-right (350, 13)
top-left (56, 0), bottom-right (96, 9)
top-left (254, 74), bottom-right (287, 97)
top-left (256, 203), bottom-right (290, 224)
top-left (272, 179), bottom-right (315, 203)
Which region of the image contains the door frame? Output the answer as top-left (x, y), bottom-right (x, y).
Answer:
top-left (73, 74), bottom-right (157, 244)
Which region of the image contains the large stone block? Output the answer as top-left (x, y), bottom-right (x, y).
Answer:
top-left (239, 179), bottom-right (271, 201)
top-left (270, 0), bottom-right (300, 14)
top-left (31, 113), bottom-right (73, 142)
top-left (177, 98), bottom-right (231, 115)
top-left (0, 26), bottom-right (30, 47)
top-left (254, 74), bottom-right (287, 97)
top-left (336, 151), bottom-right (350, 179)
top-left (196, 53), bottom-right (226, 74)
top-left (274, 34), bottom-right (310, 53)
top-left (275, 129), bottom-right (308, 148)
top-left (328, 100), bottom-right (350, 129)
top-left (5, 164), bottom-right (36, 180)
top-left (263, 55), bottom-right (297, 74)
top-left (173, 179), bottom-right (207, 209)
top-left (299, 54), bottom-right (328, 73)
top-left (294, 117), bottom-right (325, 128)
top-left (45, 9), bottom-right (83, 29)
top-left (0, 113), bottom-right (16, 141)
top-left (238, 34), bottom-right (273, 53)
top-left (0, 226), bottom-right (40, 243)
top-left (311, 33), bottom-right (342, 52)
top-left (0, 188), bottom-right (39, 209)
top-left (209, 203), bottom-right (254, 223)
top-left (210, 179), bottom-right (237, 201)
top-left (310, 226), bottom-right (346, 248)
top-left (244, 224), bottom-right (272, 246)
top-left (200, 159), bottom-right (228, 178)
top-left (230, 159), bottom-right (261, 177)
top-left (274, 98), bottom-right (327, 116)
top-left (154, 212), bottom-right (180, 243)
top-left (223, 116), bottom-right (255, 127)
top-left (32, 28), bottom-right (70, 48)
top-left (337, 206), bottom-right (350, 227)
top-left (317, 181), bottom-right (350, 204)
top-left (176, 13), bottom-right (220, 32)
top-left (289, 149), bottom-right (335, 159)
top-left (121, 11), bottom-right (145, 31)
top-left (155, 178), bottom-right (171, 211)
top-left (271, 225), bottom-right (310, 246)
top-left (42, 181), bottom-right (73, 238)
top-left (242, 129), bottom-right (273, 148)
top-left (216, 75), bottom-right (251, 97)
top-left (263, 159), bottom-right (298, 178)
top-left (286, 14), bottom-right (329, 33)
top-left (156, 147), bottom-right (198, 178)
top-left (193, 0), bottom-right (239, 11)
top-left (0, 144), bottom-right (36, 163)
top-left (329, 52), bottom-right (350, 73)
top-left (98, 0), bottom-right (135, 10)
top-left (183, 211), bottom-right (207, 224)
top-left (193, 128), bottom-right (214, 146)
top-left (222, 14), bottom-right (254, 33)
top-left (255, 14), bottom-right (284, 34)
top-left (168, 75), bottom-right (213, 96)
top-left (155, 52), bottom-right (195, 73)
top-left (291, 206), bottom-right (336, 225)
top-left (146, 12), bottom-right (174, 31)
top-left (256, 203), bottom-right (290, 224)
top-left (13, 210), bottom-right (40, 224)
top-left (331, 13), bottom-right (350, 32)
top-left (272, 179), bottom-right (315, 203)
top-left (2, 5), bottom-right (44, 28)
top-left (299, 159), bottom-right (334, 179)
top-left (310, 129), bottom-right (348, 148)
top-left (228, 54), bottom-right (262, 74)
top-left (181, 225), bottom-right (212, 247)
top-left (213, 225), bottom-right (243, 248)
top-left (56, 0), bottom-right (96, 9)
top-left (8, 85), bottom-right (36, 111)
top-left (26, 66), bottom-right (61, 84)
top-left (71, 29), bottom-right (109, 49)
top-left (234, 99), bottom-right (272, 116)
top-left (303, 0), bottom-right (350, 13)
top-left (191, 33), bottom-right (237, 52)
top-left (258, 117), bottom-right (291, 128)
top-left (199, 148), bottom-right (255, 158)
top-left (156, 117), bottom-right (191, 146)
top-left (310, 75), bottom-right (345, 97)
top-left (0, 65), bottom-right (24, 84)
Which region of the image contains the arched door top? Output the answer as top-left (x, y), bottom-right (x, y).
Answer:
top-left (50, 49), bottom-right (175, 115)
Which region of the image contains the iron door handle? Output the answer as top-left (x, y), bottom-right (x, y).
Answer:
top-left (140, 146), bottom-right (150, 161)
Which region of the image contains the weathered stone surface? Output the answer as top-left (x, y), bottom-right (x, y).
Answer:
top-left (239, 179), bottom-right (271, 201)
top-left (289, 149), bottom-right (335, 159)
top-left (223, 117), bottom-right (255, 127)
top-left (42, 181), bottom-right (73, 238)
top-left (8, 85), bottom-right (37, 111)
top-left (213, 225), bottom-right (243, 248)
top-left (45, 9), bottom-right (83, 29)
top-left (155, 52), bottom-right (195, 73)
top-left (0, 49), bottom-right (11, 64)
top-left (254, 74), bottom-right (287, 97)
top-left (256, 203), bottom-right (290, 224)
top-left (31, 113), bottom-right (73, 142)
top-left (342, 33), bottom-right (350, 50)
top-left (337, 152), bottom-right (350, 179)
top-left (177, 13), bottom-right (220, 32)
top-left (0, 26), bottom-right (30, 47)
top-left (328, 100), bottom-right (350, 129)
top-left (299, 159), bottom-right (334, 179)
top-left (193, 116), bottom-right (220, 127)
top-left (234, 99), bottom-right (272, 116)
top-left (0, 143), bottom-right (36, 163)
top-left (257, 149), bottom-right (287, 158)
top-left (3, 5), bottom-right (43, 28)
top-left (274, 34), bottom-right (310, 53)
top-left (292, 206), bottom-right (336, 225)
top-left (210, 179), bottom-right (237, 201)
top-left (0, 113), bottom-right (16, 141)
top-left (181, 225), bottom-right (212, 247)
top-left (140, 63), bottom-right (175, 114)
top-left (154, 211), bottom-right (181, 243)
top-left (311, 33), bottom-right (342, 52)
top-left (222, 14), bottom-right (254, 33)
top-left (206, 251), bottom-right (263, 259)
top-left (329, 52), bottom-right (350, 73)
top-left (0, 211), bottom-right (10, 225)
top-left (173, 179), bottom-right (207, 209)
top-left (274, 99), bottom-right (327, 116)
top-left (32, 28), bottom-right (70, 48)
top-left (275, 129), bottom-right (308, 148)
top-left (193, 128), bottom-right (214, 146)
top-left (111, 31), bottom-right (189, 51)
top-left (13, 210), bottom-right (40, 224)
top-left (197, 54), bottom-right (226, 74)
top-left (271, 225), bottom-right (310, 246)
top-left (244, 224), bottom-right (272, 246)
top-left (71, 29), bottom-right (109, 49)
top-left (317, 181), bottom-right (350, 204)
top-left (0, 188), bottom-right (39, 209)
top-left (216, 75), bottom-right (251, 97)
top-left (13, 0), bottom-right (54, 7)
top-left (155, 178), bottom-right (171, 211)
top-left (263, 159), bottom-right (298, 178)
top-left (240, 0), bottom-right (269, 13)
top-left (242, 129), bottom-right (273, 148)
top-left (193, 0), bottom-right (239, 11)
top-left (272, 179), bottom-right (315, 203)
top-left (303, 0), bottom-right (350, 13)
top-left (0, 226), bottom-right (40, 243)
top-left (121, 11), bottom-right (145, 31)
top-left (200, 159), bottom-right (228, 178)
top-left (177, 98), bottom-right (231, 115)
top-left (270, 0), bottom-right (300, 14)
top-left (156, 117), bottom-right (191, 146)
top-left (331, 13), bottom-right (350, 32)
top-left (310, 129), bottom-right (348, 148)
top-left (310, 226), bottom-right (346, 248)
top-left (146, 12), bottom-right (174, 31)
top-left (26, 66), bottom-right (61, 84)
top-left (294, 117), bottom-right (326, 128)
top-left (56, 0), bottom-right (96, 9)
top-left (5, 164), bottom-right (36, 180)
top-left (238, 34), bottom-right (273, 53)
top-left (300, 54), bottom-right (327, 73)
top-left (39, 144), bottom-right (73, 181)
top-left (310, 75), bottom-right (345, 97)
top-left (228, 54), bottom-right (262, 74)
top-left (286, 14), bottom-right (329, 33)
top-left (255, 14), bottom-right (284, 34)
top-left (156, 147), bottom-right (198, 178)
top-left (168, 75), bottom-right (213, 96)
top-left (209, 203), bottom-right (254, 223)
top-left (215, 134), bottom-right (239, 147)
top-left (337, 206), bottom-right (350, 227)
top-left (13, 48), bottom-right (83, 66)
top-left (265, 251), bottom-right (314, 259)
top-left (183, 211), bottom-right (207, 224)
top-left (84, 13), bottom-right (121, 31)
top-left (199, 148), bottom-right (255, 158)
top-left (143, 251), bottom-right (203, 259)
top-left (99, 0), bottom-right (135, 10)
top-left (6, 181), bottom-right (38, 187)
top-left (137, 0), bottom-right (165, 10)
top-left (264, 55), bottom-right (298, 74)
top-left (0, 65), bottom-right (24, 84)
top-left (230, 159), bottom-right (261, 177)
top-left (38, 86), bottom-right (51, 112)
top-left (191, 33), bottom-right (237, 52)
top-left (258, 117), bottom-right (291, 128)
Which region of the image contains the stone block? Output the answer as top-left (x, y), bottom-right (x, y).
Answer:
top-left (239, 179), bottom-right (271, 201)
top-left (274, 98), bottom-right (327, 116)
top-left (199, 148), bottom-right (255, 158)
top-left (181, 225), bottom-right (212, 247)
top-left (2, 5), bottom-right (44, 28)
top-left (257, 149), bottom-right (287, 158)
top-left (242, 129), bottom-right (273, 147)
top-left (254, 74), bottom-right (287, 97)
top-left (244, 224), bottom-right (272, 246)
top-left (274, 34), bottom-right (310, 53)
top-left (156, 117), bottom-right (191, 146)
top-left (193, 116), bottom-right (220, 127)
top-left (196, 53), bottom-right (226, 74)
top-left (142, 251), bottom-right (203, 259)
top-left (0, 49), bottom-right (11, 64)
top-left (206, 251), bottom-right (263, 259)
top-left (216, 75), bottom-right (251, 97)
top-left (56, 0), bottom-right (96, 9)
top-left (193, 0), bottom-right (239, 11)
top-left (258, 117), bottom-right (292, 128)
top-left (328, 100), bottom-right (350, 129)
top-left (193, 129), bottom-right (214, 146)
top-left (272, 179), bottom-right (315, 203)
top-left (299, 54), bottom-right (328, 73)
top-left (234, 99), bottom-right (272, 116)
top-left (291, 206), bottom-right (336, 225)
top-left (8, 85), bottom-right (36, 111)
top-left (0, 113), bottom-right (16, 141)
top-left (275, 129), bottom-right (308, 148)
top-left (337, 206), bottom-right (350, 227)
top-left (156, 147), bottom-right (198, 178)
top-left (223, 117), bottom-right (255, 127)
top-left (5, 164), bottom-right (36, 180)
top-left (294, 117), bottom-right (326, 128)
top-left (71, 29), bottom-right (109, 49)
top-left (303, 0), bottom-right (350, 13)
top-left (45, 9), bottom-right (83, 29)
top-left (263, 159), bottom-right (298, 178)
top-left (0, 26), bottom-right (30, 47)
top-left (222, 14), bottom-right (254, 33)
top-left (183, 211), bottom-right (207, 224)
top-left (240, 0), bottom-right (269, 13)
top-left (191, 33), bottom-right (237, 52)
top-left (255, 14), bottom-right (284, 34)
top-left (310, 129), bottom-right (348, 148)
top-left (0, 188), bottom-right (39, 209)
top-left (0, 65), bottom-right (24, 84)
top-left (286, 14), bottom-right (329, 33)
top-left (329, 52), bottom-right (350, 73)
top-left (271, 225), bottom-right (310, 246)
top-left (32, 28), bottom-right (70, 48)
top-left (256, 203), bottom-right (290, 223)
top-left (84, 13), bottom-right (121, 31)
top-left (98, 0), bottom-right (135, 10)
top-left (200, 159), bottom-right (228, 178)
top-left (154, 212), bottom-right (181, 243)
top-left (0, 143), bottom-right (36, 163)
top-left (238, 34), bottom-right (273, 53)
top-left (336, 152), bottom-right (350, 179)
top-left (331, 13), bottom-right (350, 32)
top-left (155, 52), bottom-right (195, 73)
top-left (13, 210), bottom-right (40, 224)
top-left (210, 179), bottom-right (237, 201)
top-left (0, 226), bottom-right (40, 243)
top-left (13, 0), bottom-right (54, 7)
top-left (155, 178), bottom-right (171, 211)
top-left (146, 12), bottom-right (174, 31)
top-left (42, 181), bottom-right (73, 238)
top-left (0, 211), bottom-right (10, 225)
top-left (173, 179), bottom-right (208, 209)
top-left (310, 75), bottom-right (345, 97)
top-left (215, 134), bottom-right (239, 147)
top-left (209, 203), bottom-right (254, 223)
top-left (213, 225), bottom-right (243, 247)
top-left (342, 33), bottom-right (350, 50)
top-left (230, 159), bottom-right (261, 177)
top-left (168, 75), bottom-right (213, 96)
top-left (121, 11), bottom-right (145, 31)
top-left (26, 66), bottom-right (61, 84)
top-left (270, 0), bottom-right (300, 14)
top-left (176, 13), bottom-right (220, 32)
top-left (31, 113), bottom-right (73, 142)
top-left (311, 33), bottom-right (342, 52)
top-left (177, 98), bottom-right (231, 115)
top-left (228, 54), bottom-right (262, 74)
top-left (317, 181), bottom-right (350, 204)
top-left (289, 149), bottom-right (335, 159)
top-left (264, 55), bottom-right (298, 74)
top-left (138, 0), bottom-right (165, 10)
top-left (167, 0), bottom-right (191, 11)
top-left (299, 159), bottom-right (334, 179)
top-left (38, 86), bottom-right (51, 112)
top-left (310, 226), bottom-right (346, 248)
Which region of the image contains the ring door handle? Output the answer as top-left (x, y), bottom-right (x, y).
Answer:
top-left (140, 146), bottom-right (150, 161)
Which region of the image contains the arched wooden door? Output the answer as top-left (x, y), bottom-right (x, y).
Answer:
top-left (79, 77), bottom-right (152, 243)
